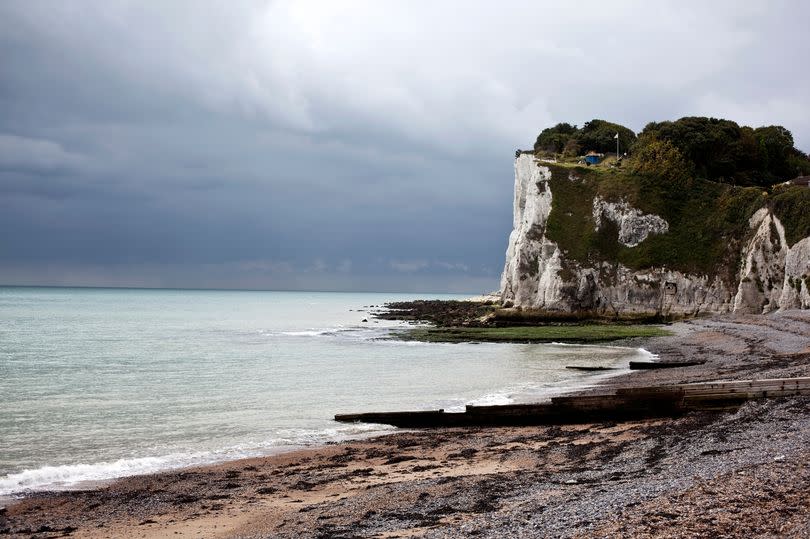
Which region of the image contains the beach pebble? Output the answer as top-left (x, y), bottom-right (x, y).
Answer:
top-left (773, 455), bottom-right (785, 461)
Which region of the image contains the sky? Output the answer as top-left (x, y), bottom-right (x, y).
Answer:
top-left (1, 1), bottom-right (808, 293)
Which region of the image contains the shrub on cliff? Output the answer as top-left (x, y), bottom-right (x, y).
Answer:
top-left (627, 135), bottom-right (694, 185)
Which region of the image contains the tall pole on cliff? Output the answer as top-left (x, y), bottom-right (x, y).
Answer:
top-left (615, 132), bottom-right (619, 160)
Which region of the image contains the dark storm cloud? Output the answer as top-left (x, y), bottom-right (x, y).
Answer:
top-left (1, 1), bottom-right (808, 291)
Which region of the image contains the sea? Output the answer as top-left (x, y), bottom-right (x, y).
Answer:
top-left (0, 286), bottom-right (654, 500)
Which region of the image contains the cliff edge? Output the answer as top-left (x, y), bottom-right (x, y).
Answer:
top-left (500, 154), bottom-right (810, 316)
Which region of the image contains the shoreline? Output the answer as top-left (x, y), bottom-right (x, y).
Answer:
top-left (0, 339), bottom-right (651, 501)
top-left (2, 311), bottom-right (809, 537)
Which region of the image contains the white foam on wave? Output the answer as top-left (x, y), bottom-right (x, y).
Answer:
top-left (547, 341), bottom-right (641, 350)
top-left (376, 338), bottom-right (451, 347)
top-left (0, 423), bottom-right (396, 497)
top-left (637, 347), bottom-right (659, 360)
top-left (467, 393), bottom-right (515, 407)
top-left (440, 392), bottom-right (516, 413)
top-left (276, 325), bottom-right (351, 336)
top-left (0, 454), bottom-right (194, 496)
top-left (274, 326), bottom-right (393, 339)
top-left (239, 423), bottom-right (395, 450)
top-left (0, 338), bottom-right (656, 498)
top-left (280, 329), bottom-right (335, 337)
top-left (276, 326), bottom-right (422, 343)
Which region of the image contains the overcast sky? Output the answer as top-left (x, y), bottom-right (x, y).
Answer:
top-left (1, 1), bottom-right (808, 292)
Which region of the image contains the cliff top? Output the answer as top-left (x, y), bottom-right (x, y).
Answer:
top-left (533, 116), bottom-right (810, 188)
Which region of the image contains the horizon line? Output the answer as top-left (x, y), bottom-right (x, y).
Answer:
top-left (0, 283), bottom-right (487, 295)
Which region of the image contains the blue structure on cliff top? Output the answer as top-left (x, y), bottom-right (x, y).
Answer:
top-left (584, 152), bottom-right (602, 165)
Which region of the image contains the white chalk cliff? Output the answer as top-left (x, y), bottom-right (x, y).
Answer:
top-left (500, 154), bottom-right (810, 316)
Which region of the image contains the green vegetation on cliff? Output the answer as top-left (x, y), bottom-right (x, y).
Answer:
top-left (535, 116), bottom-right (810, 187)
top-left (771, 186), bottom-right (810, 247)
top-left (535, 119), bottom-right (636, 156)
top-left (543, 164), bottom-right (765, 284)
top-left (531, 116), bottom-right (810, 284)
top-left (638, 118), bottom-right (810, 187)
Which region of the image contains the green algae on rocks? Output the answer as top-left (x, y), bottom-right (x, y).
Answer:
top-left (395, 324), bottom-right (672, 344)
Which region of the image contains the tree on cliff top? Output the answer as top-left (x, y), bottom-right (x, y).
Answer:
top-left (636, 117), bottom-right (807, 187)
top-left (534, 123), bottom-right (578, 153)
top-left (575, 119), bottom-right (637, 155)
top-left (533, 120), bottom-right (636, 156)
top-left (532, 116), bottom-right (807, 186)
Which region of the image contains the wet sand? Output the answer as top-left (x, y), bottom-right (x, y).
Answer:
top-left (2, 310), bottom-right (809, 538)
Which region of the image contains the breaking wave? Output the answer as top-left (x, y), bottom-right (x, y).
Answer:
top-left (0, 423), bottom-right (394, 497)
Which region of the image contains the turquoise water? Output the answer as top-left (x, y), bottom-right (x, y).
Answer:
top-left (0, 287), bottom-right (651, 496)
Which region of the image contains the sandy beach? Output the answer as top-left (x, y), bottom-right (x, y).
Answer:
top-left (2, 310), bottom-right (809, 538)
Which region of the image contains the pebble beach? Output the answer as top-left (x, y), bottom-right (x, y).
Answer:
top-left (2, 310), bottom-right (809, 538)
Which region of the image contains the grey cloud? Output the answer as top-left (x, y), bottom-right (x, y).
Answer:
top-left (0, 134), bottom-right (87, 174)
top-left (0, 1), bottom-right (807, 292)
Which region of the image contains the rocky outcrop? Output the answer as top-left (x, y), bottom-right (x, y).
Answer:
top-left (500, 154), bottom-right (810, 316)
top-left (592, 197), bottom-right (669, 248)
top-left (732, 208), bottom-right (788, 313)
top-left (779, 237), bottom-right (810, 310)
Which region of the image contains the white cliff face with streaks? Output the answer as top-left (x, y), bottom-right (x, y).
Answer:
top-left (779, 237), bottom-right (810, 309)
top-left (500, 155), bottom-right (562, 307)
top-left (500, 154), bottom-right (810, 316)
top-left (733, 208), bottom-right (788, 313)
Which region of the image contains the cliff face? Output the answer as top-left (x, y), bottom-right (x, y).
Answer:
top-left (500, 155), bottom-right (810, 316)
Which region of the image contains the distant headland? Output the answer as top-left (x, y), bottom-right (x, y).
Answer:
top-left (501, 116), bottom-right (810, 317)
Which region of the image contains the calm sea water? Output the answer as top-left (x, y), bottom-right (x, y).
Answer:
top-left (0, 287), bottom-right (652, 498)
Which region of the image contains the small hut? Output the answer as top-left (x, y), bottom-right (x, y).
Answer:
top-left (584, 151), bottom-right (603, 165)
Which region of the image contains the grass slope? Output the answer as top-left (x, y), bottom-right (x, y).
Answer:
top-left (771, 186), bottom-right (810, 247)
top-left (542, 164), bottom-right (765, 285)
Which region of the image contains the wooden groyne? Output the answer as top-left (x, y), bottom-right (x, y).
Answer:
top-left (334, 377), bottom-right (810, 428)
top-left (628, 360), bottom-right (706, 370)
top-left (564, 360), bottom-right (705, 372)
